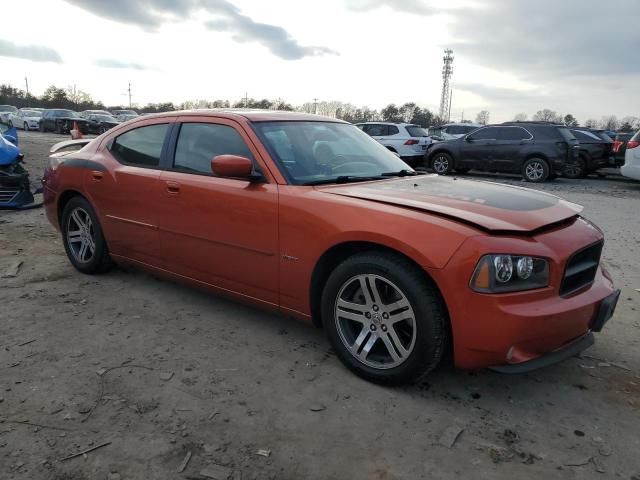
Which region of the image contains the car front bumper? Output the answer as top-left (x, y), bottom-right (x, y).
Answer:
top-left (428, 217), bottom-right (618, 371)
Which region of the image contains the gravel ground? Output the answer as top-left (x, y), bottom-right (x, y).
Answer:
top-left (1, 131), bottom-right (639, 480)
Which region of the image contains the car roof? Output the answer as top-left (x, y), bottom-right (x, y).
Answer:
top-left (138, 109), bottom-right (347, 123)
top-left (355, 122), bottom-right (417, 126)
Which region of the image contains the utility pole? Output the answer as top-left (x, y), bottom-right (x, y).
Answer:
top-left (313, 97), bottom-right (318, 115)
top-left (128, 82), bottom-right (132, 108)
top-left (439, 49), bottom-right (454, 122)
top-left (24, 77), bottom-right (30, 106)
top-left (244, 92), bottom-right (249, 108)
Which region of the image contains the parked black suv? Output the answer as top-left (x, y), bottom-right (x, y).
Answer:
top-left (40, 109), bottom-right (89, 134)
top-left (566, 127), bottom-right (614, 177)
top-left (425, 122), bottom-right (579, 182)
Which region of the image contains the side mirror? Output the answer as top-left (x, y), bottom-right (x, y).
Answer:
top-left (211, 154), bottom-right (253, 179)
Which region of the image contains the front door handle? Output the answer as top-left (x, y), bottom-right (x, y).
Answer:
top-left (166, 181), bottom-right (180, 194)
top-left (91, 170), bottom-right (103, 181)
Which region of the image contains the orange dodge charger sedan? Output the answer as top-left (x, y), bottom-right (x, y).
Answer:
top-left (43, 111), bottom-right (619, 384)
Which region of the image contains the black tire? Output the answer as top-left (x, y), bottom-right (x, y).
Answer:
top-left (24, 122), bottom-right (29, 131)
top-left (321, 252), bottom-right (448, 385)
top-left (61, 196), bottom-right (112, 274)
top-left (99, 125), bottom-right (107, 134)
top-left (522, 157), bottom-right (550, 183)
top-left (7, 121), bottom-right (12, 128)
top-left (430, 152), bottom-right (454, 175)
top-left (455, 167), bottom-right (470, 174)
top-left (564, 156), bottom-right (586, 179)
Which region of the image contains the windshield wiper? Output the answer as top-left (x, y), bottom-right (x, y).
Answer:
top-left (380, 169), bottom-right (422, 177)
top-left (303, 175), bottom-right (385, 186)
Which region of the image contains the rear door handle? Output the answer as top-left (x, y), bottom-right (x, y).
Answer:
top-left (166, 181), bottom-right (180, 194)
top-left (91, 170), bottom-right (103, 181)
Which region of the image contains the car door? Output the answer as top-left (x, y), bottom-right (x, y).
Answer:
top-left (88, 119), bottom-right (172, 266)
top-left (492, 126), bottom-right (532, 172)
top-left (459, 126), bottom-right (499, 169)
top-left (382, 124), bottom-right (403, 151)
top-left (156, 117), bottom-right (279, 305)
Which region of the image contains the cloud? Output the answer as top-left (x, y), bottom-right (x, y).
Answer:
top-left (64, 0), bottom-right (337, 60)
top-left (345, 0), bottom-right (437, 15)
top-left (0, 39), bottom-right (62, 63)
top-left (445, 0), bottom-right (640, 79)
top-left (94, 58), bottom-right (153, 70)
top-left (455, 83), bottom-right (541, 103)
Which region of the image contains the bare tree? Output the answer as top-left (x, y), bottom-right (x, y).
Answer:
top-left (620, 116), bottom-right (639, 130)
top-left (584, 118), bottom-right (599, 128)
top-left (475, 110), bottom-right (490, 125)
top-left (533, 109), bottom-right (562, 123)
top-left (512, 113), bottom-right (528, 122)
top-left (599, 115), bottom-right (620, 131)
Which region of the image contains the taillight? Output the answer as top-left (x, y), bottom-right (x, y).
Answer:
top-left (627, 140), bottom-right (639, 149)
top-left (612, 140), bottom-right (623, 153)
top-left (404, 139), bottom-right (419, 145)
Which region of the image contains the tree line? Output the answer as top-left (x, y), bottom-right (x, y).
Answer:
top-left (1, 84), bottom-right (637, 131)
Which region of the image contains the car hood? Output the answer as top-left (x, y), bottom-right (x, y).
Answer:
top-left (317, 175), bottom-right (583, 233)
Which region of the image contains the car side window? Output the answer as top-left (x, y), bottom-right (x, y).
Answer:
top-left (110, 124), bottom-right (169, 167)
top-left (387, 125), bottom-right (399, 135)
top-left (499, 127), bottom-right (531, 141)
top-left (468, 127), bottom-right (498, 140)
top-left (367, 124), bottom-right (389, 136)
top-left (173, 123), bottom-right (255, 175)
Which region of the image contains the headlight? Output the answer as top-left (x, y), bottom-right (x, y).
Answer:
top-left (470, 254), bottom-right (549, 293)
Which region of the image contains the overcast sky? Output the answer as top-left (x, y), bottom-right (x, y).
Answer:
top-left (1, 0), bottom-right (638, 122)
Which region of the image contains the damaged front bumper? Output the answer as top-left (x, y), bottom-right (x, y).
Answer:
top-left (0, 162), bottom-right (42, 209)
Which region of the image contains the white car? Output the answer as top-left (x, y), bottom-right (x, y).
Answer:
top-left (0, 105), bottom-right (18, 124)
top-left (9, 108), bottom-right (43, 130)
top-left (429, 122), bottom-right (481, 141)
top-left (621, 130), bottom-right (640, 181)
top-left (355, 122), bottom-right (431, 166)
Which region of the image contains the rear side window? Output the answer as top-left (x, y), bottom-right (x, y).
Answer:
top-left (110, 124), bottom-right (169, 167)
top-left (468, 127), bottom-right (499, 140)
top-left (364, 124), bottom-right (389, 136)
top-left (387, 125), bottom-right (399, 135)
top-left (571, 130), bottom-right (602, 142)
top-left (406, 126), bottom-right (428, 137)
top-left (173, 123), bottom-right (254, 175)
top-left (556, 127), bottom-right (576, 142)
top-left (499, 127), bottom-right (531, 141)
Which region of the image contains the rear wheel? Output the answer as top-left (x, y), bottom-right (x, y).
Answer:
top-left (322, 252), bottom-right (448, 385)
top-left (431, 152), bottom-right (454, 175)
top-left (522, 158), bottom-right (550, 182)
top-left (61, 197), bottom-right (112, 274)
top-left (564, 156), bottom-right (586, 179)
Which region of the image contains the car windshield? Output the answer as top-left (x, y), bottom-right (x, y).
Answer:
top-left (253, 121), bottom-right (414, 185)
top-left (116, 110), bottom-right (137, 115)
top-left (55, 110), bottom-right (78, 117)
top-left (405, 125), bottom-right (428, 137)
top-left (0, 106), bottom-right (17, 113)
top-left (23, 110), bottom-right (41, 117)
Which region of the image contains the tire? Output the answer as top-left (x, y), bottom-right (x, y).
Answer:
top-left (321, 252), bottom-right (448, 385)
top-left (431, 152), bottom-right (454, 175)
top-left (99, 125), bottom-right (107, 134)
top-left (24, 122), bottom-right (29, 131)
top-left (522, 157), bottom-right (549, 183)
top-left (455, 167), bottom-right (470, 174)
top-left (61, 196), bottom-right (112, 274)
top-left (8, 121), bottom-right (12, 128)
top-left (564, 156), bottom-right (586, 179)
top-left (55, 122), bottom-right (62, 134)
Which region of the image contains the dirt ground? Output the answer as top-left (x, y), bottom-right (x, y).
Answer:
top-left (1, 131), bottom-right (640, 480)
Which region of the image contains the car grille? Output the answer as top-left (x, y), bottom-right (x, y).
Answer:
top-left (560, 241), bottom-right (603, 296)
top-left (0, 187), bottom-right (19, 203)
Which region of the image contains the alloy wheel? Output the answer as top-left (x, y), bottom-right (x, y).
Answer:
top-left (334, 274), bottom-right (417, 369)
top-left (525, 161), bottom-right (544, 181)
top-left (66, 207), bottom-right (96, 263)
top-left (432, 155), bottom-right (449, 174)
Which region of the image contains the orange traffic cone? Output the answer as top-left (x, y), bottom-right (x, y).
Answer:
top-left (70, 121), bottom-right (83, 140)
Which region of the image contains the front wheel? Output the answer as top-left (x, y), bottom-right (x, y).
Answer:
top-left (564, 156), bottom-right (586, 179)
top-left (61, 196), bottom-right (112, 274)
top-left (522, 158), bottom-right (550, 182)
top-left (322, 252), bottom-right (448, 385)
top-left (431, 152), bottom-right (454, 175)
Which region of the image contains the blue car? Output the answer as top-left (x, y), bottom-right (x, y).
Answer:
top-left (0, 123), bottom-right (39, 209)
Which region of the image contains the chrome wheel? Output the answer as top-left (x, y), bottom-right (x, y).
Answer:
top-left (525, 161), bottom-right (544, 181)
top-left (66, 207), bottom-right (96, 263)
top-left (432, 155), bottom-right (449, 174)
top-left (334, 274), bottom-right (416, 369)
